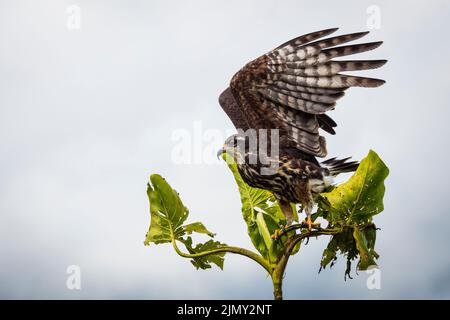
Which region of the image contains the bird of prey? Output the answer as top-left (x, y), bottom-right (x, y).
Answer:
top-left (218, 28), bottom-right (386, 229)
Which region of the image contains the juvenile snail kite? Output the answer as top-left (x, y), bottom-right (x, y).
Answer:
top-left (218, 28), bottom-right (386, 229)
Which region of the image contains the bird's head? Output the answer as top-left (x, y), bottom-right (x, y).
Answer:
top-left (217, 134), bottom-right (248, 164)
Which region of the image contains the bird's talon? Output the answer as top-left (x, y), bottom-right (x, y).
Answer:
top-left (271, 226), bottom-right (286, 239)
top-left (271, 229), bottom-right (280, 239)
top-left (305, 216), bottom-right (320, 231)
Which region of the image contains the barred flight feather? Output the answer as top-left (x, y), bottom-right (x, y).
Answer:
top-left (272, 81), bottom-right (345, 94)
top-left (263, 87), bottom-right (345, 104)
top-left (223, 28), bottom-right (386, 157)
top-left (284, 60), bottom-right (386, 77)
top-left (317, 114), bottom-right (337, 135)
top-left (269, 102), bottom-right (319, 134)
top-left (262, 87), bottom-right (336, 114)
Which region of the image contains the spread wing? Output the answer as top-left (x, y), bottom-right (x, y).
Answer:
top-left (220, 28), bottom-right (386, 157)
top-left (219, 87), bottom-right (249, 131)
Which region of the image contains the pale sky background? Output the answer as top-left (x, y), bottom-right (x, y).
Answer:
top-left (1, 0), bottom-right (449, 299)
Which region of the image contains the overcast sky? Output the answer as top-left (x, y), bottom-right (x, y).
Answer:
top-left (1, 0), bottom-right (450, 299)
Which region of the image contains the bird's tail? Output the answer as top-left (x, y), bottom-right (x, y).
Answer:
top-left (321, 157), bottom-right (359, 176)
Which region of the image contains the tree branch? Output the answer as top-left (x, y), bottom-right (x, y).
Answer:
top-left (171, 224), bottom-right (343, 301)
top-left (274, 223), bottom-right (342, 239)
top-left (270, 227), bottom-right (342, 300)
top-left (171, 239), bottom-right (273, 274)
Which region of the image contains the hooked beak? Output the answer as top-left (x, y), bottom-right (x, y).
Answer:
top-left (217, 146), bottom-right (225, 160)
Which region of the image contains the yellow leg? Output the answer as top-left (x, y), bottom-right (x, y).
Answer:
top-left (271, 225), bottom-right (285, 240)
top-left (305, 215), bottom-right (320, 230)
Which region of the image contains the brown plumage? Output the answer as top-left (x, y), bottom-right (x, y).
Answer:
top-left (218, 28), bottom-right (386, 226)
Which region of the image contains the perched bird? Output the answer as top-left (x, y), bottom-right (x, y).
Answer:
top-left (217, 28), bottom-right (386, 229)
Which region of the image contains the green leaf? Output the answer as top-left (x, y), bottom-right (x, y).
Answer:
top-left (256, 212), bottom-right (273, 249)
top-left (223, 153), bottom-right (288, 262)
top-left (320, 150), bottom-right (389, 226)
top-left (181, 237), bottom-right (226, 270)
top-left (144, 174), bottom-right (226, 270)
top-left (318, 150), bottom-right (388, 276)
top-left (320, 236), bottom-right (338, 270)
top-left (319, 226), bottom-right (380, 277)
top-left (184, 222), bottom-right (215, 237)
top-left (320, 227), bottom-right (359, 279)
top-left (353, 227), bottom-right (377, 270)
top-left (144, 174), bottom-right (189, 245)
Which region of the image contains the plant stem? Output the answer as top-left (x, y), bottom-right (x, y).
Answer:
top-left (172, 239), bottom-right (273, 274)
top-left (270, 235), bottom-right (297, 300)
top-left (173, 228), bottom-right (341, 300)
top-left (272, 275), bottom-right (283, 300)
top-left (277, 224), bottom-right (342, 238)
top-left (270, 228), bottom-right (342, 300)
top-left (271, 255), bottom-right (287, 300)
